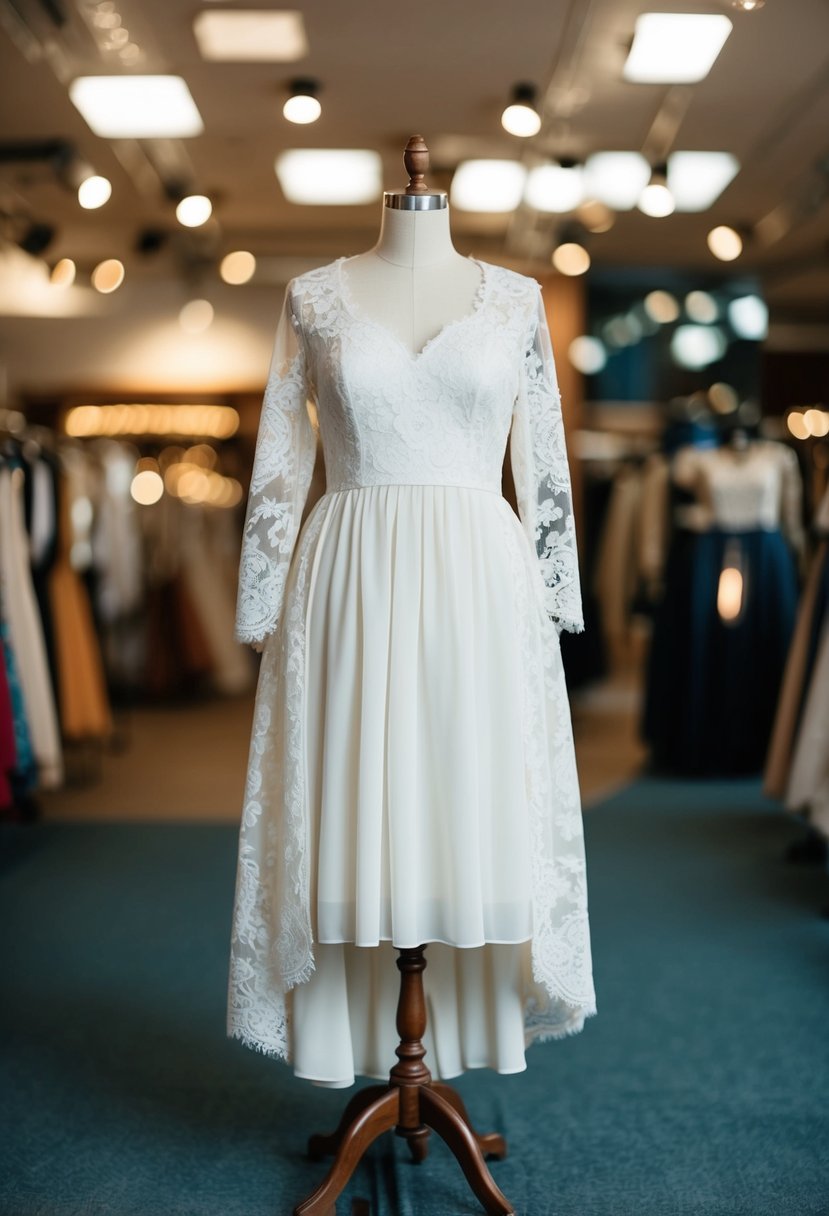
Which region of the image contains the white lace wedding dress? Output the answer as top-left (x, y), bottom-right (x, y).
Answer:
top-left (227, 255), bottom-right (596, 1087)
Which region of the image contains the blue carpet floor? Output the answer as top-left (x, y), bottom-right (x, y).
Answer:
top-left (1, 779), bottom-right (828, 1216)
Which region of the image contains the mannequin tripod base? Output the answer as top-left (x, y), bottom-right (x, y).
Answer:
top-left (293, 946), bottom-right (515, 1216)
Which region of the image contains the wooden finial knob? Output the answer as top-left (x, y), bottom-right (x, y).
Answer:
top-left (404, 135), bottom-right (430, 194)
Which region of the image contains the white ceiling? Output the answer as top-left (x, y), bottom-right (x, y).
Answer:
top-left (1, 0), bottom-right (829, 318)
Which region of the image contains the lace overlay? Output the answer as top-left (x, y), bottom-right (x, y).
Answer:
top-left (234, 287), bottom-right (317, 646)
top-left (228, 256), bottom-right (595, 1062)
top-left (512, 283), bottom-right (584, 634)
top-left (494, 502), bottom-right (595, 1037)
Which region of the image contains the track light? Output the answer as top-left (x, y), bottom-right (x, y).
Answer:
top-left (501, 83), bottom-right (541, 138)
top-left (283, 78), bottom-right (322, 124)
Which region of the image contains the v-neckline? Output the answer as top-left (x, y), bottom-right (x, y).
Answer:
top-left (335, 254), bottom-right (489, 365)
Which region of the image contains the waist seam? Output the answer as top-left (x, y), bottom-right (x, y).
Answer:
top-left (322, 481), bottom-right (504, 498)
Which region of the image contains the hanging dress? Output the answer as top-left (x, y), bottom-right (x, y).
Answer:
top-left (643, 440), bottom-right (803, 776)
top-left (227, 256), bottom-right (596, 1087)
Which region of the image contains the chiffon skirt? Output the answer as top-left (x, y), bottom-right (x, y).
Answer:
top-left (294, 484), bottom-right (538, 1085)
top-left (228, 481), bottom-right (594, 1087)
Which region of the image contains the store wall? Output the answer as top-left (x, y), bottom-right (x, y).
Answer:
top-left (0, 277), bottom-right (285, 402)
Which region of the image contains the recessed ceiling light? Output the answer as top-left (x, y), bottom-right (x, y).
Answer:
top-left (180, 299), bottom-right (215, 333)
top-left (667, 152), bottom-right (739, 212)
top-left (623, 13), bottom-right (733, 84)
top-left (707, 225), bottom-right (743, 261)
top-left (274, 150), bottom-right (382, 205)
top-left (91, 258), bottom-right (125, 293)
top-left (50, 259), bottom-right (77, 288)
top-left (69, 75), bottom-right (204, 138)
top-left (193, 10), bottom-right (308, 61)
top-left (450, 160), bottom-right (527, 212)
top-left (220, 251), bottom-right (257, 284)
top-left (551, 242), bottom-right (591, 276)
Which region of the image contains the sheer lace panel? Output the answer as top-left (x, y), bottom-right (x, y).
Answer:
top-left (510, 284), bottom-right (584, 635)
top-left (234, 281), bottom-right (317, 647)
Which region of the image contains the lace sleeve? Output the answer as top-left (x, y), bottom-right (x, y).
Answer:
top-left (234, 280), bottom-right (317, 648)
top-left (510, 283), bottom-right (584, 634)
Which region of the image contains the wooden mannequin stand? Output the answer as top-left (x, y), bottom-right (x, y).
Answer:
top-left (293, 945), bottom-right (515, 1216)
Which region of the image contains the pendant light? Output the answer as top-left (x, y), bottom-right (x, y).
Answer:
top-left (283, 78), bottom-right (322, 124)
top-left (638, 162), bottom-right (675, 217)
top-left (176, 194), bottom-right (213, 227)
top-left (501, 83), bottom-right (541, 138)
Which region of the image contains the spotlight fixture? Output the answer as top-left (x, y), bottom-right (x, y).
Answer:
top-left (501, 83), bottom-right (541, 138)
top-left (731, 0), bottom-right (764, 9)
top-left (638, 162), bottom-right (675, 217)
top-left (283, 78), bottom-right (322, 125)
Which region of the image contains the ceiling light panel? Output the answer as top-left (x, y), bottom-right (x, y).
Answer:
top-left (193, 10), bottom-right (308, 61)
top-left (275, 150), bottom-right (383, 204)
top-left (623, 13), bottom-right (733, 84)
top-left (583, 153), bottom-right (651, 210)
top-left (69, 76), bottom-right (204, 138)
top-left (524, 165), bottom-right (585, 213)
top-left (667, 152), bottom-right (740, 211)
top-left (450, 161), bottom-right (527, 212)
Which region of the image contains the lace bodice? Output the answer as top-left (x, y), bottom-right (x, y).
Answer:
top-left (672, 440), bottom-right (804, 550)
top-left (235, 255), bottom-right (583, 644)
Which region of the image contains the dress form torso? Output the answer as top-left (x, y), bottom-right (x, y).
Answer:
top-left (341, 205), bottom-right (482, 357)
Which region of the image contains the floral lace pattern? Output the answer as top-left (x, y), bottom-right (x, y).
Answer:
top-left (513, 284), bottom-right (584, 634)
top-left (228, 256), bottom-right (595, 1059)
top-left (234, 288), bottom-right (317, 645)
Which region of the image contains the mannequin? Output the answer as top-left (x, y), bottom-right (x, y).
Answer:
top-left (292, 135), bottom-right (517, 1216)
top-left (230, 130), bottom-right (593, 1215)
top-left (341, 204), bottom-right (483, 357)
